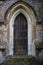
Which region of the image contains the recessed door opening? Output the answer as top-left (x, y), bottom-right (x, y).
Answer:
top-left (13, 13), bottom-right (28, 55)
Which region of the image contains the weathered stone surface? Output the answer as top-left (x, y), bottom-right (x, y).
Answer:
top-left (0, 0), bottom-right (43, 58)
top-left (3, 55), bottom-right (36, 65)
top-left (0, 0), bottom-right (43, 22)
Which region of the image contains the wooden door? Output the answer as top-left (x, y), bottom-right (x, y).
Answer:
top-left (13, 13), bottom-right (28, 55)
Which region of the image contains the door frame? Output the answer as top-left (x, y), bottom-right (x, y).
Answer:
top-left (9, 9), bottom-right (33, 56)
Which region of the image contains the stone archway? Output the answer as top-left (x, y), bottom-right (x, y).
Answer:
top-left (5, 1), bottom-right (37, 57)
top-left (9, 9), bottom-right (32, 56)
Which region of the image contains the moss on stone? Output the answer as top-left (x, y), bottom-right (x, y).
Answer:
top-left (3, 56), bottom-right (36, 65)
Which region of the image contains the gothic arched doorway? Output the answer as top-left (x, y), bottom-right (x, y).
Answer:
top-left (7, 1), bottom-right (36, 56)
top-left (13, 13), bottom-right (28, 55)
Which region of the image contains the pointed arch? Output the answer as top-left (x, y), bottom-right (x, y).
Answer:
top-left (9, 9), bottom-right (32, 55)
top-left (5, 1), bottom-right (36, 56)
top-left (5, 1), bottom-right (37, 25)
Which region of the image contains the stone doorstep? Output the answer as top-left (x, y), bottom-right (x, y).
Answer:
top-left (5, 55), bottom-right (36, 62)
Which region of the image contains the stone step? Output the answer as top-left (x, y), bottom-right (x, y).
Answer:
top-left (3, 55), bottom-right (36, 65)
